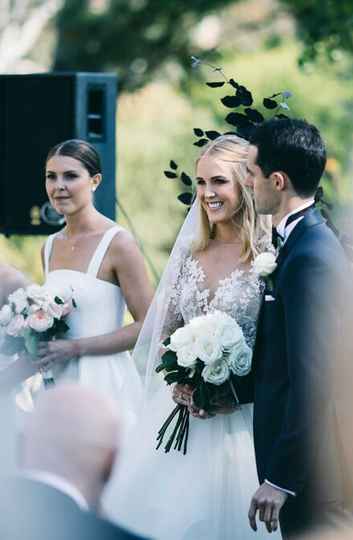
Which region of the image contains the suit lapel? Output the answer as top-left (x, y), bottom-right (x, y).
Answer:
top-left (253, 208), bottom-right (325, 369)
top-left (275, 208), bottom-right (325, 271)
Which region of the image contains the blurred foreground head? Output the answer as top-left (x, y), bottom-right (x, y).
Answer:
top-left (21, 384), bottom-right (120, 509)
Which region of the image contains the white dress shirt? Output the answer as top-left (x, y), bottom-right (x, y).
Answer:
top-left (265, 199), bottom-right (315, 497)
top-left (276, 200), bottom-right (315, 244)
top-left (22, 469), bottom-right (89, 511)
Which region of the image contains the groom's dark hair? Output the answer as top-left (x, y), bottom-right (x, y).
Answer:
top-left (250, 118), bottom-right (326, 197)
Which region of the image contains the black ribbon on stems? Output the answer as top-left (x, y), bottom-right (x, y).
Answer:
top-left (156, 404), bottom-right (190, 455)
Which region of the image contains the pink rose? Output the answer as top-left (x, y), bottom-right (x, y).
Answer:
top-left (6, 314), bottom-right (26, 337)
top-left (27, 310), bottom-right (54, 333)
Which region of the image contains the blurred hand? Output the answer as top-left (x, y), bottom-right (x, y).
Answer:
top-left (36, 340), bottom-right (80, 371)
top-left (248, 482), bottom-right (288, 533)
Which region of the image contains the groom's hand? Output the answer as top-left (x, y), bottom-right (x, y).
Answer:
top-left (248, 482), bottom-right (288, 533)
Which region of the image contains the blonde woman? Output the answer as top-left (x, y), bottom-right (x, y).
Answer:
top-left (103, 135), bottom-right (279, 540)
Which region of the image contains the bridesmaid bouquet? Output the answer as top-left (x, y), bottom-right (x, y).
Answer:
top-left (0, 284), bottom-right (76, 385)
top-left (156, 310), bottom-right (252, 454)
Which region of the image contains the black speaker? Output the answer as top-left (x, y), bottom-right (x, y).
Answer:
top-left (0, 72), bottom-right (117, 235)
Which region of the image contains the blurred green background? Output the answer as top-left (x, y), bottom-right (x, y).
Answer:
top-left (1, 0), bottom-right (352, 284)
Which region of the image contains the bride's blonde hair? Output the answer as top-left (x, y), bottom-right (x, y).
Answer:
top-left (192, 134), bottom-right (270, 261)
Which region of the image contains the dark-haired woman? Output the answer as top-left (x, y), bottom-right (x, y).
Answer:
top-left (37, 139), bottom-right (153, 427)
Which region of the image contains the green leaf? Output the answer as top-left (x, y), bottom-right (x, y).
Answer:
top-left (225, 112), bottom-right (252, 129)
top-left (206, 81), bottom-right (225, 88)
top-left (193, 138), bottom-right (208, 147)
top-left (205, 130), bottom-right (221, 140)
top-left (245, 108), bottom-right (264, 123)
top-left (263, 98), bottom-right (278, 110)
top-left (170, 160), bottom-right (178, 170)
top-left (161, 349), bottom-right (178, 370)
top-left (165, 371), bottom-right (184, 385)
top-left (221, 95), bottom-right (241, 108)
top-left (24, 331), bottom-right (38, 356)
top-left (193, 128), bottom-right (204, 137)
top-left (178, 192), bottom-right (193, 206)
top-left (180, 172), bottom-right (192, 186)
top-left (228, 78), bottom-right (239, 89)
top-left (164, 170), bottom-right (177, 179)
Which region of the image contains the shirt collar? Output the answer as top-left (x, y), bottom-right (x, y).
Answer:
top-left (276, 199), bottom-right (315, 241)
top-left (22, 469), bottom-right (89, 511)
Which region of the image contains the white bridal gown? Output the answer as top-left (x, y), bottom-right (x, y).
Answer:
top-left (103, 253), bottom-right (282, 540)
top-left (43, 225), bottom-right (142, 430)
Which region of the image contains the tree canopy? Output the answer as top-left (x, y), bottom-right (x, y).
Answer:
top-left (53, 0), bottom-right (238, 91)
top-left (279, 0), bottom-right (353, 63)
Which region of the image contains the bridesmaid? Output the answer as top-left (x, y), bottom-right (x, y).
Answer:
top-left (37, 139), bottom-right (153, 421)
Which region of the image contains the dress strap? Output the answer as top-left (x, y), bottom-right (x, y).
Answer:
top-left (43, 233), bottom-right (58, 277)
top-left (87, 226), bottom-right (123, 277)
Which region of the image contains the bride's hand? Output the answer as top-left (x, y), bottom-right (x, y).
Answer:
top-left (36, 340), bottom-right (81, 370)
top-left (172, 384), bottom-right (193, 407)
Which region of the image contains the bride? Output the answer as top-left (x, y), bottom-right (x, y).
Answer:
top-left (103, 134), bottom-right (281, 539)
top-left (36, 139), bottom-right (153, 427)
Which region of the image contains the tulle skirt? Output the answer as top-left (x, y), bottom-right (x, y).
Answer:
top-left (103, 384), bottom-right (282, 539)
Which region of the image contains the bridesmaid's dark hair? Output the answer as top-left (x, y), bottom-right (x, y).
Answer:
top-left (46, 139), bottom-right (101, 176)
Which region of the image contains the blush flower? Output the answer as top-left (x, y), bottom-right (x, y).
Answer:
top-left (27, 310), bottom-right (54, 333)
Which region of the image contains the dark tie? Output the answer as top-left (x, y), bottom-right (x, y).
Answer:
top-left (271, 227), bottom-right (284, 249)
top-left (272, 203), bottom-right (315, 249)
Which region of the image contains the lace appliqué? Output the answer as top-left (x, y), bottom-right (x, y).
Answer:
top-left (165, 253), bottom-right (263, 350)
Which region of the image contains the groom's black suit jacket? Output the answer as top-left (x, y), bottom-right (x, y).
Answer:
top-left (251, 208), bottom-right (352, 533)
top-left (0, 476), bottom-right (150, 540)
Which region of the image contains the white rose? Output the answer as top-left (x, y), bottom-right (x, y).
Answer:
top-left (8, 288), bottom-right (28, 314)
top-left (6, 314), bottom-right (26, 337)
top-left (202, 359), bottom-right (230, 385)
top-left (169, 325), bottom-right (194, 352)
top-left (215, 313), bottom-right (244, 349)
top-left (195, 333), bottom-right (223, 365)
top-left (0, 304), bottom-right (12, 326)
top-left (176, 346), bottom-right (198, 368)
top-left (228, 342), bottom-right (252, 376)
top-left (189, 314), bottom-right (216, 336)
top-left (253, 252), bottom-right (277, 277)
top-left (27, 310), bottom-right (54, 333)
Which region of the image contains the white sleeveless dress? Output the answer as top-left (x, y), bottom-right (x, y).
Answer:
top-left (43, 226), bottom-right (142, 430)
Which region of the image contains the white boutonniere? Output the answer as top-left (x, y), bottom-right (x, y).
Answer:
top-left (253, 252), bottom-right (277, 277)
top-left (253, 251), bottom-right (278, 292)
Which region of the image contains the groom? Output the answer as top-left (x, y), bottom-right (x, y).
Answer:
top-left (246, 118), bottom-right (351, 538)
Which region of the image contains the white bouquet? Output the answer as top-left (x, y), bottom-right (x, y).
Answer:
top-left (0, 284), bottom-right (76, 385)
top-left (156, 310), bottom-right (252, 453)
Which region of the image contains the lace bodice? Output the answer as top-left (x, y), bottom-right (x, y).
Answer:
top-left (165, 253), bottom-right (263, 350)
